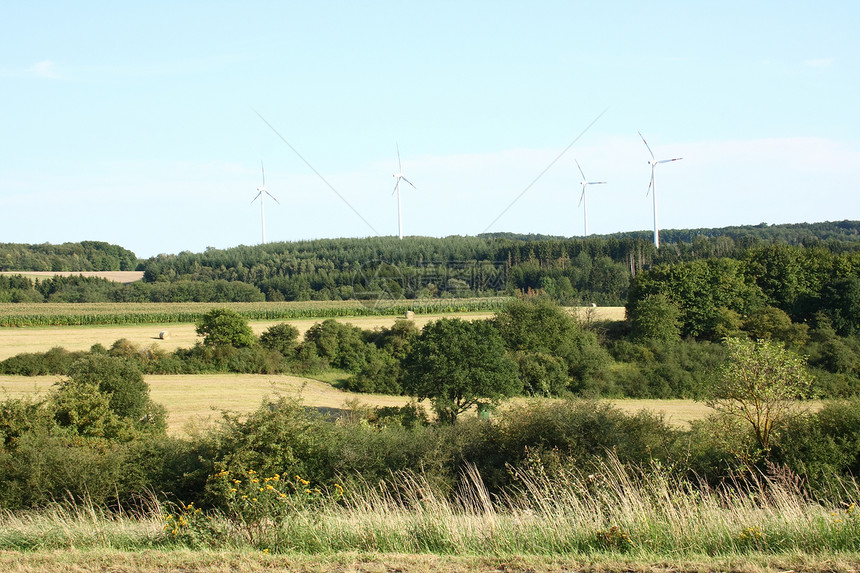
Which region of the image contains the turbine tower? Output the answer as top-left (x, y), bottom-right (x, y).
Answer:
top-left (251, 161), bottom-right (280, 244)
top-left (639, 132), bottom-right (682, 248)
top-left (575, 159), bottom-right (606, 237)
top-left (392, 143), bottom-right (416, 240)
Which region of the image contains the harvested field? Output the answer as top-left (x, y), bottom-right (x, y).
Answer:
top-left (0, 373), bottom-right (765, 436)
top-left (0, 270), bottom-right (144, 283)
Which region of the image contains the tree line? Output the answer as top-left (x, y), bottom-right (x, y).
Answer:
top-left (3, 220), bottom-right (860, 305)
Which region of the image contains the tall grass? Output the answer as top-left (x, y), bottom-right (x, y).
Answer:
top-left (2, 459), bottom-right (857, 564)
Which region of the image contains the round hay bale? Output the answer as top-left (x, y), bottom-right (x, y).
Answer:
top-left (158, 331), bottom-right (170, 340)
top-left (404, 310), bottom-right (415, 320)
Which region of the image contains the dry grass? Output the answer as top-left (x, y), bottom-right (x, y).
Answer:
top-left (0, 372), bottom-right (726, 436)
top-left (0, 270), bottom-right (144, 283)
top-left (0, 373), bottom-right (412, 436)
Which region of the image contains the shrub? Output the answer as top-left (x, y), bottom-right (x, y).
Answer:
top-left (259, 322), bottom-right (300, 356)
top-left (196, 308), bottom-right (256, 348)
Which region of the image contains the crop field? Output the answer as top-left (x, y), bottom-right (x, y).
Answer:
top-left (0, 298), bottom-right (520, 327)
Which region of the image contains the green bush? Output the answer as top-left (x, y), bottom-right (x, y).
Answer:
top-left (195, 308), bottom-right (256, 348)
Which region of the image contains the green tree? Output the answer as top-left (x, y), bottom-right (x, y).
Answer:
top-left (627, 293), bottom-right (682, 343)
top-left (66, 354), bottom-right (150, 420)
top-left (493, 298), bottom-right (611, 394)
top-left (196, 308), bottom-right (256, 348)
top-left (707, 337), bottom-right (814, 452)
top-left (402, 318), bottom-right (520, 423)
top-left (259, 322), bottom-right (300, 356)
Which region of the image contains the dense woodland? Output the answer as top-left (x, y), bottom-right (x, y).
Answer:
top-left (2, 220), bottom-right (860, 305)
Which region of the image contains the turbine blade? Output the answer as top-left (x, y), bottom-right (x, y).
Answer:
top-left (396, 142), bottom-right (402, 173)
top-left (578, 187), bottom-right (586, 207)
top-left (646, 168), bottom-right (654, 197)
top-left (260, 160), bottom-right (266, 186)
top-left (393, 178), bottom-right (400, 194)
top-left (266, 191), bottom-right (280, 204)
top-left (589, 181), bottom-right (607, 185)
top-left (639, 131), bottom-right (655, 160)
top-left (575, 159), bottom-right (586, 181)
top-left (401, 176), bottom-right (416, 189)
top-left (251, 191), bottom-right (262, 203)
top-left (657, 157), bottom-right (683, 164)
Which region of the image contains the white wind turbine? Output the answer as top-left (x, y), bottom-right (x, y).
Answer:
top-left (392, 144), bottom-right (416, 240)
top-left (251, 161), bottom-right (280, 244)
top-left (575, 159), bottom-right (606, 237)
top-left (639, 132), bottom-right (682, 248)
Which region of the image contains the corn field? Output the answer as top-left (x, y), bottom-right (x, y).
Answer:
top-left (0, 298), bottom-right (512, 327)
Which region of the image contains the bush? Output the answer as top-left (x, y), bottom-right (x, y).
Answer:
top-left (196, 308), bottom-right (256, 348)
top-left (259, 322), bottom-right (300, 356)
top-left (66, 354), bottom-right (152, 422)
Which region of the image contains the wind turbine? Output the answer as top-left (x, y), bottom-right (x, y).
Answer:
top-left (639, 132), bottom-right (682, 248)
top-left (251, 161), bottom-right (280, 244)
top-left (392, 144), bottom-right (416, 240)
top-left (574, 159), bottom-right (606, 237)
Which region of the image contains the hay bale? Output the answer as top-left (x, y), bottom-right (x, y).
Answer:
top-left (158, 331), bottom-right (170, 340)
top-left (405, 311), bottom-right (415, 320)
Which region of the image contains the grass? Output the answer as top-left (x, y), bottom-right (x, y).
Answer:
top-left (0, 460), bottom-right (857, 572)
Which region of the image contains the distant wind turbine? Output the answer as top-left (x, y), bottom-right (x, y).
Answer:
top-left (574, 159), bottom-right (606, 237)
top-left (392, 144), bottom-right (416, 240)
top-left (251, 161), bottom-right (280, 244)
top-left (639, 132), bottom-right (682, 248)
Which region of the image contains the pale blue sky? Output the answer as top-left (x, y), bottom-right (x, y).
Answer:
top-left (1, 1), bottom-right (857, 258)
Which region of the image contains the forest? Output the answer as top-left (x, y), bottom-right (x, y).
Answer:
top-left (2, 220), bottom-right (859, 305)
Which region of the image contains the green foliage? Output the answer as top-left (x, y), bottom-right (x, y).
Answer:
top-left (300, 319), bottom-right (372, 373)
top-left (196, 308), bottom-right (256, 348)
top-left (610, 339), bottom-right (726, 399)
top-left (493, 298), bottom-right (612, 395)
top-left (628, 293), bottom-right (682, 343)
top-left (707, 337), bottom-right (814, 451)
top-left (627, 258), bottom-right (764, 340)
top-left (0, 346), bottom-right (86, 375)
top-left (402, 318), bottom-right (520, 423)
top-left (741, 305), bottom-right (809, 349)
top-left (513, 351), bottom-right (569, 396)
top-left (66, 354), bottom-right (151, 421)
top-left (259, 322), bottom-right (299, 356)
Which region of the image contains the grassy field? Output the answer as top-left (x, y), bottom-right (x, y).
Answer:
top-left (0, 461), bottom-right (856, 572)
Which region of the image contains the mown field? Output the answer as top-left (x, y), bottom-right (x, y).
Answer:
top-left (0, 373), bottom-right (719, 436)
top-left (0, 270), bottom-right (145, 283)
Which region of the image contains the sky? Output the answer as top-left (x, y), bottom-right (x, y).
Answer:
top-left (1, 1), bottom-right (858, 259)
